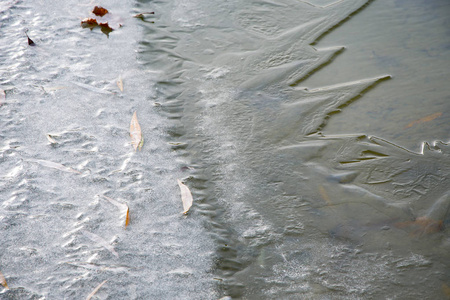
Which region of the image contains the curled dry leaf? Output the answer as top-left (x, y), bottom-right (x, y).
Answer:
top-left (36, 159), bottom-right (81, 174)
top-left (46, 134), bottom-right (57, 144)
top-left (133, 11), bottom-right (155, 18)
top-left (92, 6), bottom-right (109, 17)
top-left (130, 111), bottom-right (143, 151)
top-left (177, 179), bottom-right (193, 214)
top-left (117, 75), bottom-right (123, 92)
top-left (82, 230), bottom-right (119, 258)
top-left (101, 195), bottom-right (130, 228)
top-left (25, 30), bottom-right (35, 46)
top-left (0, 269), bottom-right (9, 290)
top-left (86, 280), bottom-right (107, 300)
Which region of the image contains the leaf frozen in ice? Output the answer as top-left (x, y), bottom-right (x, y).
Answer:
top-left (0, 269), bottom-right (8, 289)
top-left (130, 111), bottom-right (143, 151)
top-left (117, 75), bottom-right (123, 92)
top-left (86, 280), bottom-right (107, 300)
top-left (177, 179), bottom-right (193, 214)
top-left (101, 195), bottom-right (130, 228)
top-left (36, 159), bottom-right (81, 174)
top-left (82, 230), bottom-right (119, 258)
top-left (406, 112), bottom-right (442, 128)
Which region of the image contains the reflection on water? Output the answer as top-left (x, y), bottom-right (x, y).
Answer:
top-left (1, 0), bottom-right (449, 298)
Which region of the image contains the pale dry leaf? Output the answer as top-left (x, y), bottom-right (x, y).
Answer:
top-left (130, 111), bottom-right (143, 151)
top-left (86, 280), bottom-right (107, 300)
top-left (0, 269), bottom-right (9, 290)
top-left (0, 89), bottom-right (5, 106)
top-left (46, 134), bottom-right (57, 144)
top-left (82, 230), bottom-right (119, 258)
top-left (117, 75), bottom-right (123, 92)
top-left (177, 179), bottom-right (193, 214)
top-left (101, 195), bottom-right (130, 228)
top-left (36, 159), bottom-right (81, 174)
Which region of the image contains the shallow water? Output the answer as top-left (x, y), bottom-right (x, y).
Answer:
top-left (1, 0), bottom-right (449, 299)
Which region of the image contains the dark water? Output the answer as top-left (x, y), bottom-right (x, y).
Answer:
top-left (1, 0), bottom-right (449, 299)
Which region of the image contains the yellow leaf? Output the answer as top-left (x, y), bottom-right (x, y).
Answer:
top-left (86, 280), bottom-right (107, 300)
top-left (0, 269), bottom-right (9, 290)
top-left (125, 207), bottom-right (130, 228)
top-left (406, 112), bottom-right (442, 128)
top-left (177, 179), bottom-right (193, 214)
top-left (117, 75), bottom-right (123, 92)
top-left (130, 111), bottom-right (143, 151)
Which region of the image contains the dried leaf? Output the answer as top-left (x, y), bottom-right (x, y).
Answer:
top-left (125, 207), bottom-right (130, 228)
top-left (25, 30), bottom-right (35, 46)
top-left (82, 230), bottom-right (119, 258)
top-left (99, 22), bottom-right (114, 36)
top-left (86, 280), bottom-right (107, 300)
top-left (92, 6), bottom-right (109, 17)
top-left (133, 12), bottom-right (155, 18)
top-left (130, 111), bottom-right (143, 151)
top-left (101, 195), bottom-right (130, 228)
top-left (36, 159), bottom-right (81, 174)
top-left (46, 134), bottom-right (57, 144)
top-left (117, 75), bottom-right (123, 92)
top-left (177, 179), bottom-right (193, 214)
top-left (0, 269), bottom-right (9, 290)
top-left (406, 112), bottom-right (442, 128)
top-left (81, 18), bottom-right (98, 29)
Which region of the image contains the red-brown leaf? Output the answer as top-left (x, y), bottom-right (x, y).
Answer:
top-left (92, 6), bottom-right (109, 17)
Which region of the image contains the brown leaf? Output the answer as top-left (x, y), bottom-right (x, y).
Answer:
top-left (130, 111), bottom-right (143, 151)
top-left (92, 6), bottom-right (109, 17)
top-left (406, 112), bottom-right (442, 128)
top-left (81, 18), bottom-right (99, 29)
top-left (25, 31), bottom-right (35, 46)
top-left (99, 22), bottom-right (114, 36)
top-left (177, 179), bottom-right (193, 214)
top-left (0, 269), bottom-right (9, 290)
top-left (86, 280), bottom-right (107, 300)
top-left (117, 75), bottom-right (123, 92)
